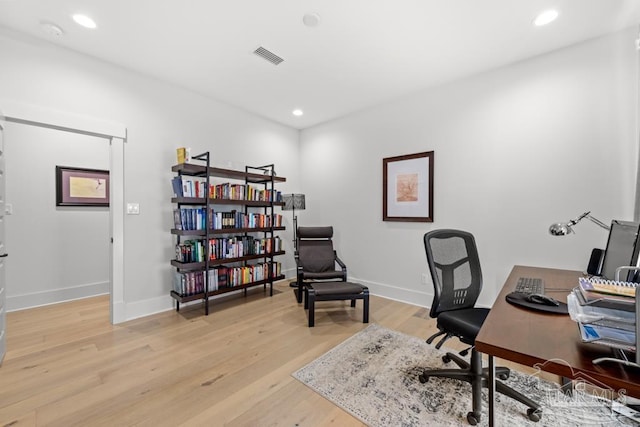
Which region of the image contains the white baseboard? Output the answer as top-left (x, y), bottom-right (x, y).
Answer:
top-left (6, 276), bottom-right (435, 322)
top-left (117, 295), bottom-right (174, 322)
top-left (7, 281), bottom-right (109, 312)
top-left (115, 279), bottom-right (292, 323)
top-left (282, 267), bottom-right (296, 280)
top-left (350, 276), bottom-right (432, 309)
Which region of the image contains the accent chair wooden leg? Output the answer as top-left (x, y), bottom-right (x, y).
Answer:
top-left (363, 290), bottom-right (369, 323)
top-left (308, 290), bottom-right (315, 327)
top-left (297, 281), bottom-right (303, 303)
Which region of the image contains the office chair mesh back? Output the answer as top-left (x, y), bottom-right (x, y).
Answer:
top-left (425, 229), bottom-right (483, 319)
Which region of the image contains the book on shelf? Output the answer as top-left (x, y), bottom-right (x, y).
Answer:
top-left (173, 207), bottom-right (207, 231)
top-left (173, 209), bottom-right (182, 230)
top-left (171, 176), bottom-right (183, 197)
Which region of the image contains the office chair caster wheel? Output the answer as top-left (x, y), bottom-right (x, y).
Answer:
top-left (466, 411), bottom-right (480, 425)
top-left (498, 372), bottom-right (509, 380)
top-left (418, 374), bottom-right (430, 383)
top-left (442, 354), bottom-right (451, 364)
top-left (526, 408), bottom-right (542, 422)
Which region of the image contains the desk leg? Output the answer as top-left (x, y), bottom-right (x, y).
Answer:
top-left (487, 354), bottom-right (495, 427)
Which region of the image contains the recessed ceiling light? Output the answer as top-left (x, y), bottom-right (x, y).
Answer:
top-left (534, 10), bottom-right (559, 27)
top-left (292, 109), bottom-right (304, 116)
top-left (40, 21), bottom-right (64, 37)
top-left (303, 13), bottom-right (321, 28)
top-left (72, 14), bottom-right (97, 29)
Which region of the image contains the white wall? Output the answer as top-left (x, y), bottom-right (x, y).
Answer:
top-left (300, 28), bottom-right (639, 308)
top-left (5, 124), bottom-right (110, 310)
top-left (0, 29), bottom-right (300, 319)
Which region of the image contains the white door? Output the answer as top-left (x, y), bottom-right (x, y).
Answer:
top-left (0, 120), bottom-right (6, 364)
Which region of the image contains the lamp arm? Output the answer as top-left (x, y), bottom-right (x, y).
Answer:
top-left (586, 215), bottom-right (611, 231)
top-left (569, 211), bottom-right (590, 226)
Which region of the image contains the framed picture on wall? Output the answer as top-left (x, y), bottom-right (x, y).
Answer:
top-left (383, 151), bottom-right (434, 222)
top-left (56, 166), bottom-right (110, 207)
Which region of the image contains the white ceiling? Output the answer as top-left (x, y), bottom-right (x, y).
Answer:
top-left (0, 0), bottom-right (639, 129)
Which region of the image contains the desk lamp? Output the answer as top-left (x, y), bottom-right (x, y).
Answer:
top-left (548, 211), bottom-right (610, 235)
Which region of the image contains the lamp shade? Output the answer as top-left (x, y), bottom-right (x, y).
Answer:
top-left (549, 222), bottom-right (572, 236)
top-left (548, 211), bottom-right (610, 236)
top-left (282, 194), bottom-right (306, 211)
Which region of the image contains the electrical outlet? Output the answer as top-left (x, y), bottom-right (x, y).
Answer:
top-left (421, 273), bottom-right (429, 285)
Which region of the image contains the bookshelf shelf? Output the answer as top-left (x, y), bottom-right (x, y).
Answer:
top-left (170, 275), bottom-right (286, 303)
top-left (170, 154), bottom-right (286, 315)
top-left (171, 197), bottom-right (284, 207)
top-left (171, 251), bottom-right (286, 269)
top-left (172, 163), bottom-right (286, 184)
top-left (171, 226), bottom-right (285, 236)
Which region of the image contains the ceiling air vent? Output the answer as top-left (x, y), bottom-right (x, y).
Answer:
top-left (253, 46), bottom-right (284, 65)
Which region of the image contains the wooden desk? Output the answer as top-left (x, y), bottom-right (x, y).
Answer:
top-left (476, 265), bottom-right (640, 425)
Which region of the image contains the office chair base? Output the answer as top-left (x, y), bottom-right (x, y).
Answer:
top-left (419, 350), bottom-right (540, 424)
top-left (527, 408), bottom-right (542, 422)
top-left (467, 411), bottom-right (480, 425)
top-left (426, 330), bottom-right (447, 344)
top-left (439, 351), bottom-right (511, 380)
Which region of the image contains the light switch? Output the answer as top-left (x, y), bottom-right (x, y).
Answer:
top-left (4, 204), bottom-right (12, 215)
top-left (126, 203), bottom-right (140, 215)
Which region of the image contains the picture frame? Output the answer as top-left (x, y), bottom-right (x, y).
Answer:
top-left (383, 151), bottom-right (434, 222)
top-left (56, 166), bottom-right (110, 207)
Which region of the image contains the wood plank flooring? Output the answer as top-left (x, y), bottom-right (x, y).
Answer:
top-left (0, 281), bottom-right (551, 426)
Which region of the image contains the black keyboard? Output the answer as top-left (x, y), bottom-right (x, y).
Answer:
top-left (515, 277), bottom-right (545, 294)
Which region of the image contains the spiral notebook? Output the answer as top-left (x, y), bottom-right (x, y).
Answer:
top-left (576, 277), bottom-right (637, 312)
top-left (578, 277), bottom-right (638, 298)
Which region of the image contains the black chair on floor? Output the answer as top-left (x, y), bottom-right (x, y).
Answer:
top-left (420, 229), bottom-right (541, 425)
top-left (294, 226), bottom-right (347, 303)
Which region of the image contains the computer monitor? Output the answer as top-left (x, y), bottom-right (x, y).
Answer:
top-left (600, 219), bottom-right (640, 281)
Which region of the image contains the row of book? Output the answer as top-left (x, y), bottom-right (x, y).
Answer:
top-left (175, 236), bottom-right (283, 263)
top-left (171, 176), bottom-right (283, 202)
top-left (173, 207), bottom-right (282, 231)
top-left (173, 262), bottom-right (282, 296)
top-left (211, 183), bottom-right (281, 202)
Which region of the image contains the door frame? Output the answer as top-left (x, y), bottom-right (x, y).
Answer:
top-left (0, 101), bottom-right (126, 324)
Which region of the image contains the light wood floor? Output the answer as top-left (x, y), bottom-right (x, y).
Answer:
top-left (0, 281), bottom-right (549, 426)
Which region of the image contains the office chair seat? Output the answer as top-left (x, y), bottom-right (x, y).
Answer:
top-left (437, 308), bottom-right (489, 347)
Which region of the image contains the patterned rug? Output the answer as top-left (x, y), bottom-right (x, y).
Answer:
top-left (292, 324), bottom-right (638, 426)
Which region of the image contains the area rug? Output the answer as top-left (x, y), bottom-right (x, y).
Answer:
top-left (292, 324), bottom-right (638, 426)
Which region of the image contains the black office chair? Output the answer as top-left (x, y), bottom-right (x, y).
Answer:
top-left (420, 229), bottom-right (541, 425)
top-left (294, 226), bottom-right (347, 303)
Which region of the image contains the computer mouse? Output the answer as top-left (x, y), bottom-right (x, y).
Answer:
top-left (526, 293), bottom-right (560, 306)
